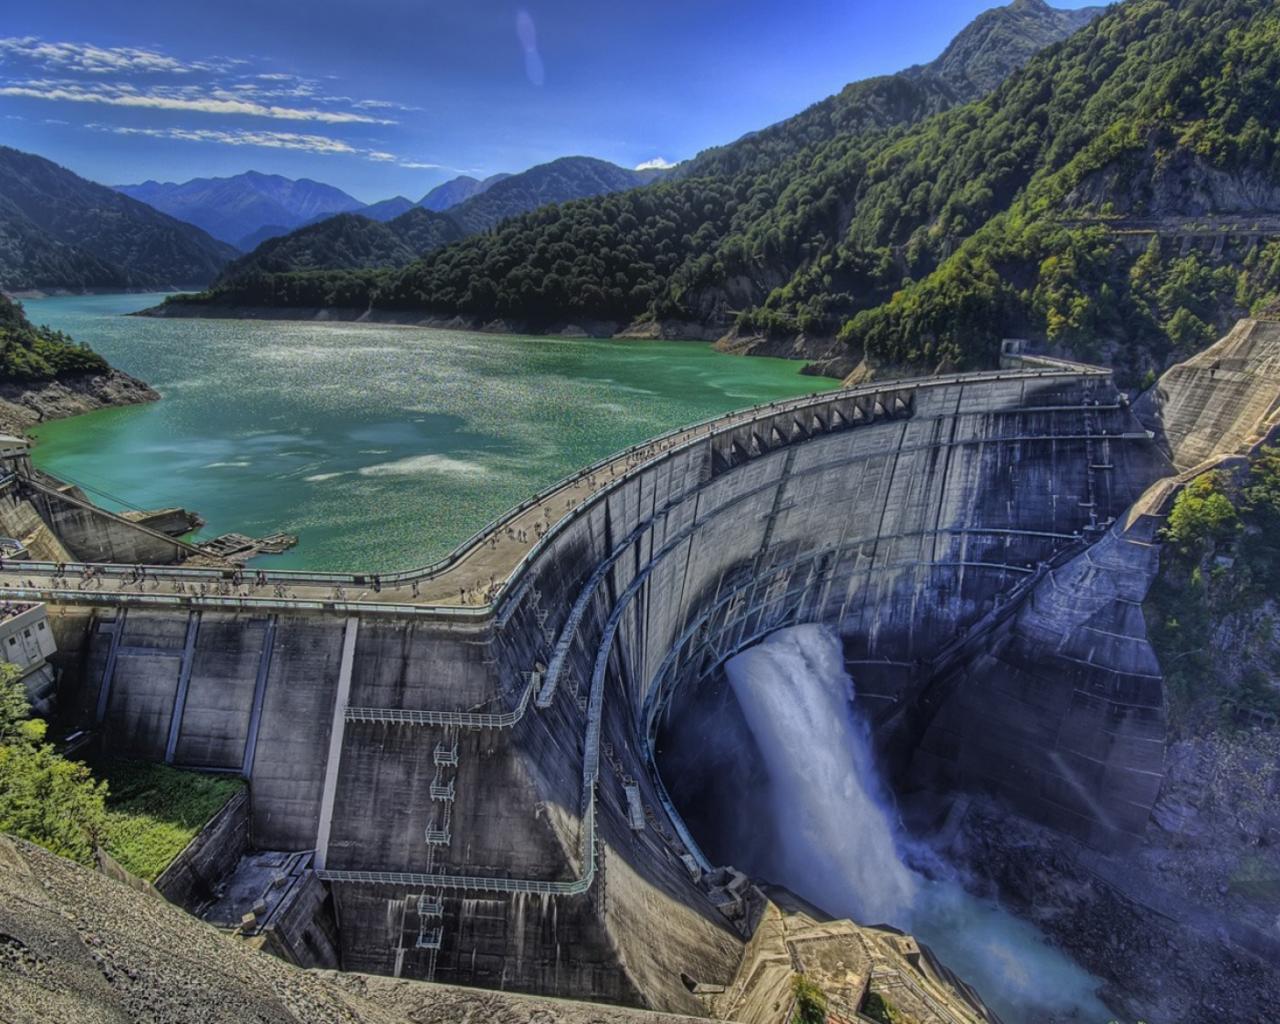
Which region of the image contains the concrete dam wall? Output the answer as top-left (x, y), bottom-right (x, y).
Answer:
top-left (51, 367), bottom-right (1174, 1012)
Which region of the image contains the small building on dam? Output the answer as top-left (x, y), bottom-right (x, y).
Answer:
top-left (13, 330), bottom-right (1280, 1020)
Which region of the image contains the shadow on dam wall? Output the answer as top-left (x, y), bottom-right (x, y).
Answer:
top-left (50, 368), bottom-right (1175, 1012)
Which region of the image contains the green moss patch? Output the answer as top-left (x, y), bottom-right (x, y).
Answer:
top-left (92, 758), bottom-right (243, 881)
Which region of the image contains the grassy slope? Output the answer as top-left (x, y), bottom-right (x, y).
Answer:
top-left (92, 758), bottom-right (243, 881)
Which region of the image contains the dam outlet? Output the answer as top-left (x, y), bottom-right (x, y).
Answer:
top-left (656, 623), bottom-right (1112, 1024)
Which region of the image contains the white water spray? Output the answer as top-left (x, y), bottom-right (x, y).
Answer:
top-left (725, 623), bottom-right (919, 925)
top-left (724, 624), bottom-right (1112, 1024)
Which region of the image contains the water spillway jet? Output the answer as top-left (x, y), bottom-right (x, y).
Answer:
top-left (724, 623), bottom-right (918, 927)
top-left (700, 624), bottom-right (1113, 1024)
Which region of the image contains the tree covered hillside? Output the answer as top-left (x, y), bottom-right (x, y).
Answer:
top-left (0, 147), bottom-right (236, 292)
top-left (173, 0), bottom-right (1099, 323)
top-left (446, 157), bottom-right (665, 234)
top-left (678, 0), bottom-right (1102, 182)
top-left (838, 0), bottom-right (1280, 376)
top-left (170, 0), bottom-right (1280, 384)
top-left (0, 293), bottom-right (108, 381)
top-left (216, 207), bottom-right (462, 279)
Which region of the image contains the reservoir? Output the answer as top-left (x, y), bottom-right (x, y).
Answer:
top-left (22, 293), bottom-right (833, 571)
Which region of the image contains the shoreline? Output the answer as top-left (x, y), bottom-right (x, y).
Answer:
top-left (136, 301), bottom-right (857, 378)
top-left (5, 285), bottom-right (212, 300)
top-left (0, 368), bottom-right (160, 437)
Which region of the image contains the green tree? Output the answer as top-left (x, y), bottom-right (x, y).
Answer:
top-left (791, 974), bottom-right (828, 1024)
top-left (0, 663), bottom-right (107, 864)
top-left (0, 662), bottom-right (45, 744)
top-left (1162, 472), bottom-right (1241, 554)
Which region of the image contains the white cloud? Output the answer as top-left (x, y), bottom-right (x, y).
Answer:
top-left (635, 157), bottom-right (676, 171)
top-left (89, 123), bottom-right (433, 168)
top-left (93, 124), bottom-right (359, 155)
top-left (0, 36), bottom-right (408, 125)
top-left (0, 37), bottom-right (221, 74)
top-left (0, 81), bottom-right (395, 124)
top-left (1, 35), bottom-right (444, 172)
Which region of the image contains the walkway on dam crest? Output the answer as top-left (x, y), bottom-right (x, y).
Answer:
top-left (0, 366), bottom-right (1111, 615)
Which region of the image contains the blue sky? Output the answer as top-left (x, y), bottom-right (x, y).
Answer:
top-left (0, 0), bottom-right (1099, 203)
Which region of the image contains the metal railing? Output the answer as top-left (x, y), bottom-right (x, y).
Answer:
top-left (344, 668), bottom-right (537, 728)
top-left (319, 798), bottom-right (597, 896)
top-left (10, 366), bottom-right (1106, 600)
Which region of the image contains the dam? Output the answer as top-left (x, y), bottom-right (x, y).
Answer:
top-left (0, 363), bottom-right (1194, 1014)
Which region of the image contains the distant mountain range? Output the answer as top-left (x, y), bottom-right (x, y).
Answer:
top-left (182, 0), bottom-right (1108, 319)
top-left (445, 158), bottom-right (665, 235)
top-left (114, 157), bottom-right (660, 264)
top-left (3, 0), bottom-right (1112, 300)
top-left (0, 146), bottom-right (237, 293)
top-left (419, 173), bottom-right (511, 212)
top-left (116, 171), bottom-right (366, 250)
top-left (359, 196), bottom-right (416, 222)
top-left (199, 157), bottom-right (668, 283)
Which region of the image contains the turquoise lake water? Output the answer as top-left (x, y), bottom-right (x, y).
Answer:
top-left (21, 294), bottom-right (833, 571)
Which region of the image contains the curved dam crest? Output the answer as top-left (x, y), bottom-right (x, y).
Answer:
top-left (14, 357), bottom-right (1232, 1013)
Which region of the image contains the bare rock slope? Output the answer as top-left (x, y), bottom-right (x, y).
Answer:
top-left (0, 835), bottom-right (704, 1024)
top-left (0, 369), bottom-right (158, 436)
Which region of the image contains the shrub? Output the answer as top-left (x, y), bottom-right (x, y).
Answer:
top-left (0, 664), bottom-right (107, 864)
top-left (791, 974), bottom-right (828, 1024)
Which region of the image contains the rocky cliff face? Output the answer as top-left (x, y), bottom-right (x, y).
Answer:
top-left (1135, 314), bottom-right (1280, 471)
top-left (950, 799), bottom-right (1280, 1024)
top-left (909, 0), bottom-right (1103, 97)
top-left (0, 369), bottom-right (158, 436)
top-left (925, 316), bottom-right (1280, 1024)
top-left (1066, 146), bottom-right (1280, 219)
top-left (0, 835), bottom-right (707, 1024)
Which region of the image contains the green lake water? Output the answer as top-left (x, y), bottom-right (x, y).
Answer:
top-left (22, 294), bottom-right (834, 571)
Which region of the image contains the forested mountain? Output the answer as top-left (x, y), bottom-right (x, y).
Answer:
top-left (361, 196), bottom-right (416, 222)
top-left (215, 207), bottom-right (463, 282)
top-left (906, 0), bottom-right (1102, 96)
top-left (676, 0), bottom-right (1103, 182)
top-left (0, 147), bottom-right (236, 293)
top-left (419, 173), bottom-right (511, 211)
top-left (176, 0), bottom-right (1280, 384)
top-left (166, 0), bottom-right (1111, 342)
top-left (0, 292), bottom-right (107, 381)
top-left (445, 157), bottom-right (666, 234)
top-left (116, 171), bottom-right (364, 249)
top-left (205, 157), bottom-right (662, 282)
